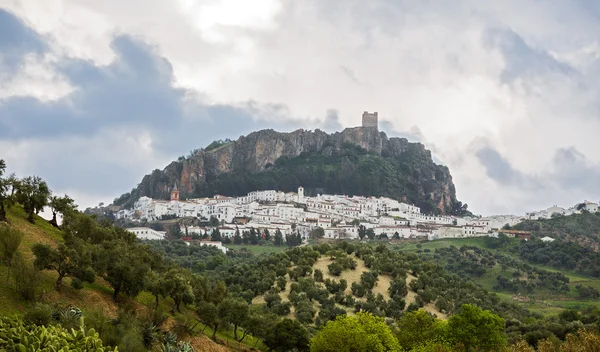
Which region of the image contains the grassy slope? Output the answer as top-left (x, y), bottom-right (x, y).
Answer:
top-left (1, 206), bottom-right (249, 352)
top-left (391, 238), bottom-right (600, 315)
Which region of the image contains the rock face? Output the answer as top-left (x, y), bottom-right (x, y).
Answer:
top-left (114, 127), bottom-right (461, 213)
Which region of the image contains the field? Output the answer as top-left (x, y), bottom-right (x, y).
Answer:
top-left (224, 243), bottom-right (286, 255)
top-left (390, 237), bottom-right (600, 316)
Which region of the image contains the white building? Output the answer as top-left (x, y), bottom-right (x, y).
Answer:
top-left (127, 227), bottom-right (167, 240)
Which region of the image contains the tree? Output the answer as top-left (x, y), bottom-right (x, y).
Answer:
top-left (15, 176), bottom-right (50, 223)
top-left (264, 228), bottom-right (271, 241)
top-left (366, 228), bottom-right (376, 240)
top-left (310, 312), bottom-right (400, 352)
top-left (197, 301), bottom-right (221, 340)
top-left (211, 228), bottom-right (222, 242)
top-left (219, 297), bottom-right (249, 341)
top-left (171, 223), bottom-right (183, 239)
top-left (32, 241), bottom-right (95, 290)
top-left (99, 241), bottom-right (154, 301)
top-left (162, 268), bottom-right (195, 313)
top-left (0, 225), bottom-right (23, 280)
top-left (358, 225), bottom-right (367, 240)
top-left (233, 230), bottom-right (242, 244)
top-left (274, 229), bottom-right (284, 246)
top-left (447, 304), bottom-right (506, 352)
top-left (0, 160), bottom-right (11, 222)
top-left (264, 318), bottom-right (309, 352)
top-left (47, 195), bottom-right (77, 228)
top-left (310, 227), bottom-right (325, 240)
top-left (396, 309), bottom-right (446, 351)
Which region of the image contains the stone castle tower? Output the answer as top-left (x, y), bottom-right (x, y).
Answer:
top-left (362, 111), bottom-right (378, 129)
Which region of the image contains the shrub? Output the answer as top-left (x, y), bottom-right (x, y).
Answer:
top-left (11, 254), bottom-right (39, 301)
top-left (0, 315), bottom-right (116, 351)
top-left (23, 303), bottom-right (54, 326)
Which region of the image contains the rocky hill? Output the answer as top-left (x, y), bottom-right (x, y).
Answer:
top-left (113, 127), bottom-right (467, 215)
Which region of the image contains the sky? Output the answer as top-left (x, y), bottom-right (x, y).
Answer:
top-left (1, 0), bottom-right (600, 216)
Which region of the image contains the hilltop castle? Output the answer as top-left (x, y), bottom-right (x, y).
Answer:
top-left (362, 111), bottom-right (378, 130)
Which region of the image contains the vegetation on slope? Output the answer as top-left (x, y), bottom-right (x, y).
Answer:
top-left (513, 212), bottom-right (600, 245)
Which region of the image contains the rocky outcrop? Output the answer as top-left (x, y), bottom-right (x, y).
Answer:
top-left (113, 127), bottom-right (461, 213)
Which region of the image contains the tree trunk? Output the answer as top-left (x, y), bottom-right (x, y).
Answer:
top-left (49, 212), bottom-right (60, 229)
top-left (112, 285), bottom-right (121, 301)
top-left (27, 210), bottom-right (35, 223)
top-left (211, 323), bottom-right (219, 340)
top-left (155, 294), bottom-right (159, 309)
top-left (233, 325), bottom-right (238, 341)
top-left (55, 273), bottom-right (66, 290)
top-left (0, 202), bottom-right (6, 223)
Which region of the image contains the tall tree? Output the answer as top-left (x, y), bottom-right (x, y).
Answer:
top-left (274, 229), bottom-right (284, 246)
top-left (48, 195), bottom-right (76, 228)
top-left (15, 176), bottom-right (50, 223)
top-left (32, 240), bottom-right (95, 290)
top-left (162, 267), bottom-right (195, 312)
top-left (99, 241), bottom-right (154, 301)
top-left (0, 160), bottom-right (8, 222)
top-left (219, 297), bottom-right (249, 341)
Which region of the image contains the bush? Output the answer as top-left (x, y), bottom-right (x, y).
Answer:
top-left (0, 315), bottom-right (116, 351)
top-left (12, 254), bottom-right (39, 301)
top-left (71, 277), bottom-right (85, 290)
top-left (23, 303), bottom-right (54, 326)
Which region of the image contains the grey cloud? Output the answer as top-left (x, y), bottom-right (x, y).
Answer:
top-left (475, 146), bottom-right (524, 185)
top-left (552, 147), bottom-right (600, 193)
top-left (321, 109), bottom-right (343, 132)
top-left (0, 11), bottom-right (307, 200)
top-left (0, 9), bottom-right (46, 70)
top-left (483, 27), bottom-right (576, 83)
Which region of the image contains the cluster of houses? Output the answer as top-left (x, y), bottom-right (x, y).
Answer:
top-left (525, 201), bottom-right (600, 220)
top-left (119, 183), bottom-right (600, 246)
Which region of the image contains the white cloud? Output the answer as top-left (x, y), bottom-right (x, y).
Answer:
top-left (0, 53), bottom-right (73, 101)
top-left (2, 0), bottom-right (600, 215)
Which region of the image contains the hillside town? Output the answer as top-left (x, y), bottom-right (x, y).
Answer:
top-left (117, 182), bottom-right (600, 245)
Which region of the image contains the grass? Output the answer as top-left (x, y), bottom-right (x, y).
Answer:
top-left (389, 236), bottom-right (600, 316)
top-left (224, 243), bottom-right (286, 255)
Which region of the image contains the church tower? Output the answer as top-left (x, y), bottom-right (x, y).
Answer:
top-left (298, 186), bottom-right (305, 203)
top-left (170, 184), bottom-right (180, 201)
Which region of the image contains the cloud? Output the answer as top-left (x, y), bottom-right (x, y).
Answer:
top-left (1, 1), bottom-right (600, 215)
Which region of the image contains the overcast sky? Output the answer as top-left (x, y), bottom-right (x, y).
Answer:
top-left (1, 0), bottom-right (600, 216)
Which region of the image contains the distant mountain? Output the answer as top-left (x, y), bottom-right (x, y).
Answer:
top-left (112, 127), bottom-right (468, 215)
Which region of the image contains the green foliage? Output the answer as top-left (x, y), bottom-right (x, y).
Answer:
top-left (32, 240), bottom-right (95, 290)
top-left (205, 139), bottom-right (232, 151)
top-left (23, 303), bottom-right (54, 326)
top-left (48, 195), bottom-right (77, 227)
top-left (11, 254), bottom-right (40, 301)
top-left (396, 309), bottom-right (447, 351)
top-left (514, 212), bottom-right (600, 244)
top-left (15, 176), bottom-right (51, 223)
top-left (310, 312), bottom-right (400, 352)
top-left (264, 318), bottom-right (309, 352)
top-left (0, 315), bottom-right (116, 351)
top-left (0, 225), bottom-right (23, 278)
top-left (447, 304), bottom-right (506, 352)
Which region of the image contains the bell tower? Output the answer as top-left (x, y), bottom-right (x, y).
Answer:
top-left (170, 184), bottom-right (180, 201)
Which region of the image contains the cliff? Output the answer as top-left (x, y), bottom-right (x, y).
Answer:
top-left (113, 127), bottom-right (466, 215)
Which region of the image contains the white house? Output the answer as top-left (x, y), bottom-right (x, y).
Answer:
top-left (127, 227), bottom-right (166, 240)
top-left (540, 236), bottom-right (555, 243)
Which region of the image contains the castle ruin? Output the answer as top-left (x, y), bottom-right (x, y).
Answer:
top-left (362, 111), bottom-right (378, 129)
